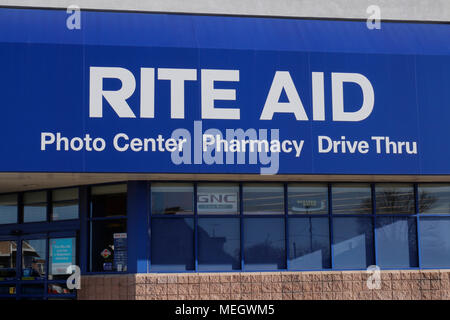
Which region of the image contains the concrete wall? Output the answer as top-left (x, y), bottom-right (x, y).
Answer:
top-left (78, 270), bottom-right (450, 300)
top-left (0, 0), bottom-right (448, 22)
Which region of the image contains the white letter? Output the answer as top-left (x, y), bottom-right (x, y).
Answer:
top-left (332, 73), bottom-right (374, 122)
top-left (41, 132), bottom-right (55, 150)
top-left (158, 68), bottom-right (197, 119)
top-left (203, 134), bottom-right (215, 152)
top-left (312, 72), bottom-right (325, 121)
top-left (140, 68), bottom-right (155, 118)
top-left (291, 140), bottom-right (305, 157)
top-left (89, 67), bottom-right (136, 118)
top-left (260, 71), bottom-right (308, 120)
top-left (318, 136), bottom-right (332, 153)
top-left (201, 69), bottom-right (240, 119)
top-left (113, 133), bottom-right (130, 152)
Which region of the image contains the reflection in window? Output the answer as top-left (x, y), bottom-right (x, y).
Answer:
top-left (91, 220), bottom-right (127, 272)
top-left (198, 218), bottom-right (240, 271)
top-left (332, 217), bottom-right (374, 269)
top-left (197, 184), bottom-right (239, 215)
top-left (52, 188), bottom-right (79, 221)
top-left (288, 184), bottom-right (328, 215)
top-left (49, 238), bottom-right (76, 280)
top-left (332, 184), bottom-right (372, 214)
top-left (151, 218), bottom-right (194, 271)
top-left (244, 218), bottom-right (285, 270)
top-left (418, 184), bottom-right (450, 214)
top-left (289, 217), bottom-right (330, 269)
top-left (419, 217), bottom-right (450, 268)
top-left (22, 239), bottom-right (46, 278)
top-left (376, 183), bottom-right (414, 214)
top-left (151, 183), bottom-right (193, 215)
top-left (0, 241), bottom-right (16, 278)
top-left (91, 184), bottom-right (127, 218)
top-left (0, 194), bottom-right (17, 224)
top-left (376, 217), bottom-right (418, 268)
top-left (48, 284), bottom-right (75, 295)
top-left (23, 191), bottom-right (47, 223)
top-left (243, 184), bottom-right (284, 215)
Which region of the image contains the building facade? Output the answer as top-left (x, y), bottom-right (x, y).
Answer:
top-left (0, 0), bottom-right (449, 300)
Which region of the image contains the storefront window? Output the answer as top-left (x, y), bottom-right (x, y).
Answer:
top-left (376, 183), bottom-right (414, 214)
top-left (49, 237), bottom-right (76, 280)
top-left (52, 188), bottom-right (79, 221)
top-left (0, 241), bottom-right (16, 279)
top-left (332, 217), bottom-right (374, 269)
top-left (197, 184), bottom-right (239, 215)
top-left (0, 194), bottom-right (18, 224)
top-left (91, 184), bottom-right (127, 218)
top-left (244, 218), bottom-right (285, 270)
top-left (151, 183), bottom-right (193, 215)
top-left (151, 218), bottom-right (194, 271)
top-left (22, 239), bottom-right (46, 278)
top-left (23, 191), bottom-right (47, 223)
top-left (332, 184), bottom-right (372, 214)
top-left (198, 218), bottom-right (240, 271)
top-left (419, 217), bottom-right (450, 268)
top-left (243, 184), bottom-right (284, 215)
top-left (288, 184), bottom-right (328, 215)
top-left (376, 217), bottom-right (418, 268)
top-left (418, 184), bottom-right (450, 214)
top-left (288, 217), bottom-right (330, 269)
top-left (91, 220), bottom-right (127, 272)
top-left (90, 184), bottom-right (127, 273)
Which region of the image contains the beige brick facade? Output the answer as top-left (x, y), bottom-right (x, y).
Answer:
top-left (77, 269), bottom-right (450, 300)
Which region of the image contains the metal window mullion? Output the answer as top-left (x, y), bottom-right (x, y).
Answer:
top-left (372, 183), bottom-right (378, 267)
top-left (328, 183), bottom-right (334, 270)
top-left (415, 183), bottom-right (422, 269)
top-left (284, 183), bottom-right (289, 270)
top-left (240, 183), bottom-right (244, 271)
top-left (194, 183), bottom-right (198, 272)
top-left (47, 190), bottom-right (52, 222)
top-left (147, 181), bottom-right (151, 273)
top-left (44, 234), bottom-right (49, 299)
top-left (18, 192), bottom-right (24, 224)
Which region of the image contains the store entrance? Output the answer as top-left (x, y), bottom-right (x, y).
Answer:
top-left (0, 233), bottom-right (77, 300)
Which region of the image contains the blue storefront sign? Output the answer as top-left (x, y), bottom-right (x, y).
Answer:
top-left (0, 8), bottom-right (449, 175)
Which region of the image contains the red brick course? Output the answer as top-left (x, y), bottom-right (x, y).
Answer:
top-left (77, 270), bottom-right (450, 300)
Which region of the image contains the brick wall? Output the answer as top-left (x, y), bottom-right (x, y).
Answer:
top-left (77, 270), bottom-right (450, 300)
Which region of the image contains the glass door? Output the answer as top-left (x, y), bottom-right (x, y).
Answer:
top-left (19, 236), bottom-right (47, 299)
top-left (0, 234), bottom-right (77, 300)
top-left (0, 238), bottom-right (18, 299)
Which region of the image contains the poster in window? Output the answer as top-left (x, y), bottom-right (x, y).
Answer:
top-left (50, 238), bottom-right (74, 275)
top-left (113, 233), bottom-right (127, 272)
